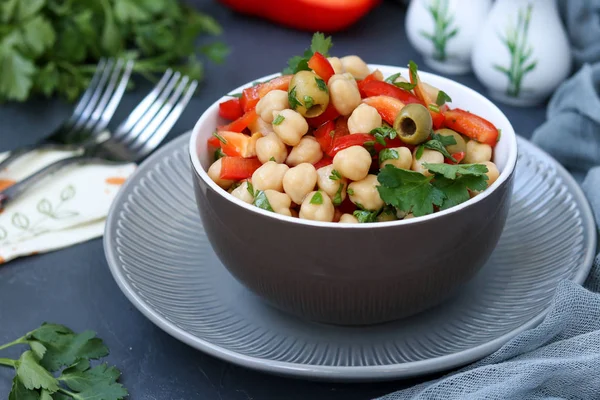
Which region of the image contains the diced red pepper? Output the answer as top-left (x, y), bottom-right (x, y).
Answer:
top-left (219, 157), bottom-right (263, 180)
top-left (207, 135), bottom-right (222, 148)
top-left (328, 133), bottom-right (375, 157)
top-left (445, 151), bottom-right (465, 164)
top-left (218, 109), bottom-right (258, 133)
top-left (442, 109), bottom-right (499, 147)
top-left (362, 96), bottom-right (405, 125)
top-left (359, 80), bottom-right (422, 104)
top-left (313, 157), bottom-right (333, 170)
top-left (308, 52), bottom-right (335, 82)
top-left (239, 75), bottom-right (293, 112)
top-left (218, 98), bottom-right (243, 121)
top-left (334, 116), bottom-right (350, 137)
top-left (219, 131), bottom-right (261, 158)
top-left (313, 120), bottom-right (336, 153)
top-left (306, 103), bottom-right (340, 128)
top-left (430, 109), bottom-right (445, 130)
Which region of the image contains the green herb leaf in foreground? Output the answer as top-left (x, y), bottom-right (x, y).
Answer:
top-left (59, 360), bottom-right (128, 400)
top-left (253, 190), bottom-right (274, 212)
top-left (353, 210), bottom-right (380, 223)
top-left (423, 163), bottom-right (488, 180)
top-left (283, 32), bottom-right (333, 75)
top-left (370, 126), bottom-right (398, 146)
top-left (423, 138), bottom-right (455, 161)
top-left (377, 165), bottom-right (445, 217)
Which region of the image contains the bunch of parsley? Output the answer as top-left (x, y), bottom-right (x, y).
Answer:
top-left (0, 323), bottom-right (127, 399)
top-left (0, 0), bottom-right (228, 103)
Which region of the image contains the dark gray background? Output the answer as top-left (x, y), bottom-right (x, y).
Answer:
top-left (0, 1), bottom-right (547, 399)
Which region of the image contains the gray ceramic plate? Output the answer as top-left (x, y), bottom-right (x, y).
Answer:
top-left (104, 133), bottom-right (596, 381)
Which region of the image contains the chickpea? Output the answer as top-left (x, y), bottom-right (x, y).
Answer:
top-left (347, 174), bottom-right (384, 211)
top-left (377, 209), bottom-right (397, 222)
top-left (207, 158), bottom-right (234, 189)
top-left (286, 136), bottom-right (323, 166)
top-left (328, 74), bottom-right (362, 116)
top-left (255, 133), bottom-right (288, 164)
top-left (248, 116), bottom-right (274, 135)
top-left (256, 90), bottom-right (289, 123)
top-left (283, 163), bottom-right (318, 204)
top-left (370, 69), bottom-right (384, 81)
top-left (403, 213), bottom-right (415, 220)
top-left (299, 191), bottom-right (335, 222)
top-left (272, 109), bottom-right (309, 146)
top-left (327, 57), bottom-right (344, 75)
top-left (264, 189), bottom-right (292, 217)
top-left (289, 71), bottom-right (330, 117)
top-left (464, 141), bottom-right (492, 164)
top-left (328, 73), bottom-right (358, 88)
top-left (482, 161), bottom-right (500, 187)
top-left (333, 145), bottom-right (372, 181)
top-left (231, 181), bottom-right (254, 204)
top-left (348, 104), bottom-right (382, 134)
top-left (411, 148), bottom-right (444, 176)
top-left (422, 82), bottom-right (440, 102)
top-left (380, 147), bottom-right (412, 170)
top-left (339, 213), bottom-right (359, 223)
top-left (316, 164), bottom-right (348, 204)
top-left (252, 161), bottom-right (289, 192)
top-left (340, 55), bottom-right (371, 80)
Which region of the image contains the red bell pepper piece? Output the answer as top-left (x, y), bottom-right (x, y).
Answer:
top-left (218, 98), bottom-right (243, 121)
top-left (444, 151), bottom-right (465, 164)
top-left (313, 120), bottom-right (336, 153)
top-left (240, 75), bottom-right (293, 112)
top-left (308, 52), bottom-right (334, 82)
top-left (219, 157), bottom-right (263, 180)
top-left (218, 0), bottom-right (381, 33)
top-left (306, 103), bottom-right (340, 128)
top-left (313, 157), bottom-right (333, 170)
top-left (407, 66), bottom-right (446, 130)
top-left (328, 133), bottom-right (375, 157)
top-left (359, 80), bottom-right (422, 104)
top-left (442, 109), bottom-right (499, 147)
top-left (207, 135), bottom-right (222, 148)
top-left (218, 131), bottom-right (261, 158)
top-left (218, 109), bottom-right (258, 133)
top-left (362, 96), bottom-right (405, 125)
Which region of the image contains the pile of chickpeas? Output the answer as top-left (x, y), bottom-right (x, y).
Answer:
top-left (208, 55), bottom-right (500, 223)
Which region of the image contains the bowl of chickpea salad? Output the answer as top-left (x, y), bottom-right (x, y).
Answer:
top-left (189, 34), bottom-right (518, 325)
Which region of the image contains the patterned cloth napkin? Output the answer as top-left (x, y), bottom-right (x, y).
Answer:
top-left (0, 149), bottom-right (136, 264)
top-left (378, 1), bottom-right (600, 398)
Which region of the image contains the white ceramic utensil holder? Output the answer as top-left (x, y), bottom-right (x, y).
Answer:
top-left (471, 0), bottom-right (571, 106)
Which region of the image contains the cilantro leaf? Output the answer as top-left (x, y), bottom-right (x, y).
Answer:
top-left (423, 139), bottom-right (455, 161)
top-left (423, 163), bottom-right (489, 180)
top-left (315, 77), bottom-right (328, 92)
top-left (254, 190), bottom-right (274, 212)
top-left (59, 360), bottom-right (128, 400)
top-left (288, 86), bottom-right (302, 110)
top-left (310, 33), bottom-right (332, 56)
top-left (436, 90), bottom-right (452, 106)
top-left (273, 114), bottom-right (285, 125)
top-left (379, 148), bottom-right (399, 163)
top-left (18, 15), bottom-right (56, 57)
top-left (213, 148), bottom-right (224, 162)
top-left (329, 170), bottom-right (342, 180)
top-left (332, 184), bottom-right (344, 206)
top-left (29, 341), bottom-right (47, 360)
top-left (8, 376), bottom-right (39, 400)
top-left (415, 145), bottom-right (424, 160)
top-left (408, 60), bottom-right (419, 84)
top-left (432, 175), bottom-right (487, 210)
top-left (353, 210), bottom-right (380, 223)
top-left (394, 81), bottom-right (416, 91)
top-left (246, 182), bottom-right (254, 197)
top-left (310, 191), bottom-right (323, 205)
top-left (283, 55), bottom-right (310, 75)
top-left (16, 351), bottom-right (59, 392)
top-left (0, 38), bottom-right (36, 101)
top-left (282, 32), bottom-right (333, 74)
top-left (303, 95), bottom-right (314, 109)
top-left (431, 133), bottom-right (456, 146)
top-left (377, 165), bottom-right (445, 217)
top-left (385, 72), bottom-right (402, 83)
top-left (370, 126), bottom-right (398, 145)
top-left (200, 42), bottom-right (230, 64)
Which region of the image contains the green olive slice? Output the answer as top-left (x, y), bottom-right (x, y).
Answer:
top-left (393, 103), bottom-right (432, 145)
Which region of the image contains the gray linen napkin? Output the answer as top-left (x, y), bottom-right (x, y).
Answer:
top-left (378, 2), bottom-right (600, 398)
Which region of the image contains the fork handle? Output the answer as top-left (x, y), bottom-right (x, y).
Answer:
top-left (0, 155), bottom-right (87, 210)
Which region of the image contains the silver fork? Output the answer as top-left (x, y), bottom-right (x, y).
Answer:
top-left (0, 58), bottom-right (134, 171)
top-left (0, 70), bottom-right (197, 209)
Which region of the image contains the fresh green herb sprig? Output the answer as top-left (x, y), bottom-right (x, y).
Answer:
top-left (282, 32), bottom-right (332, 75)
top-left (0, 323), bottom-right (127, 399)
top-left (0, 0), bottom-right (228, 102)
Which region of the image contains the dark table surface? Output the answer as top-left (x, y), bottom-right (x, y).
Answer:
top-left (0, 1), bottom-right (548, 399)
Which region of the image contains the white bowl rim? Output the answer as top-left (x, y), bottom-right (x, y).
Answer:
top-left (189, 64), bottom-right (518, 229)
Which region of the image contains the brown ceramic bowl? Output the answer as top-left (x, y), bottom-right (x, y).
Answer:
top-left (189, 65), bottom-right (518, 325)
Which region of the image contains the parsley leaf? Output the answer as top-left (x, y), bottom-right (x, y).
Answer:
top-left (288, 86), bottom-right (302, 110)
top-left (436, 90), bottom-right (452, 106)
top-left (329, 170), bottom-right (342, 180)
top-left (431, 133), bottom-right (457, 146)
top-left (408, 60), bottom-right (419, 84)
top-left (423, 138), bottom-right (455, 161)
top-left (228, 92), bottom-right (242, 98)
top-left (423, 163), bottom-right (488, 180)
top-left (269, 156), bottom-right (276, 162)
top-left (303, 95), bottom-right (314, 109)
top-left (254, 190), bottom-right (274, 212)
top-left (59, 360), bottom-right (128, 400)
top-left (385, 72), bottom-right (402, 83)
top-left (415, 145), bottom-right (424, 160)
top-left (353, 210), bottom-right (380, 223)
top-left (246, 182), bottom-right (254, 197)
top-left (315, 77), bottom-right (328, 92)
top-left (432, 175), bottom-right (486, 210)
top-left (377, 165), bottom-right (445, 217)
top-left (370, 126), bottom-right (398, 145)
top-left (394, 81), bottom-right (416, 91)
top-left (379, 148), bottom-right (399, 163)
top-left (273, 115), bottom-right (285, 125)
top-left (214, 148), bottom-right (225, 162)
top-left (310, 191), bottom-right (323, 205)
top-left (347, 188), bottom-right (355, 196)
top-left (283, 32), bottom-right (333, 74)
top-left (16, 351), bottom-right (59, 392)
top-left (332, 184), bottom-right (344, 206)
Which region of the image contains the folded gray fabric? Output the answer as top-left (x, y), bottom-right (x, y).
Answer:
top-left (377, 41), bottom-right (600, 400)
top-left (558, 0), bottom-right (600, 68)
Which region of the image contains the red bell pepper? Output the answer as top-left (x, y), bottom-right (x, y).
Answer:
top-left (445, 151), bottom-right (465, 164)
top-left (207, 135), bottom-right (222, 148)
top-left (218, 131), bottom-right (261, 158)
top-left (407, 66), bottom-right (445, 129)
top-left (313, 120), bottom-right (336, 153)
top-left (219, 157), bottom-right (263, 180)
top-left (306, 103), bottom-right (340, 128)
top-left (308, 52), bottom-right (334, 82)
top-left (239, 75), bottom-right (293, 112)
top-left (359, 80), bottom-right (422, 104)
top-left (218, 98), bottom-right (243, 121)
top-left (361, 96), bottom-right (405, 125)
top-left (328, 133), bottom-right (375, 157)
top-left (218, 0), bottom-right (381, 33)
top-left (442, 109), bottom-right (499, 147)
top-left (313, 157), bottom-right (333, 170)
top-left (218, 109), bottom-right (258, 133)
